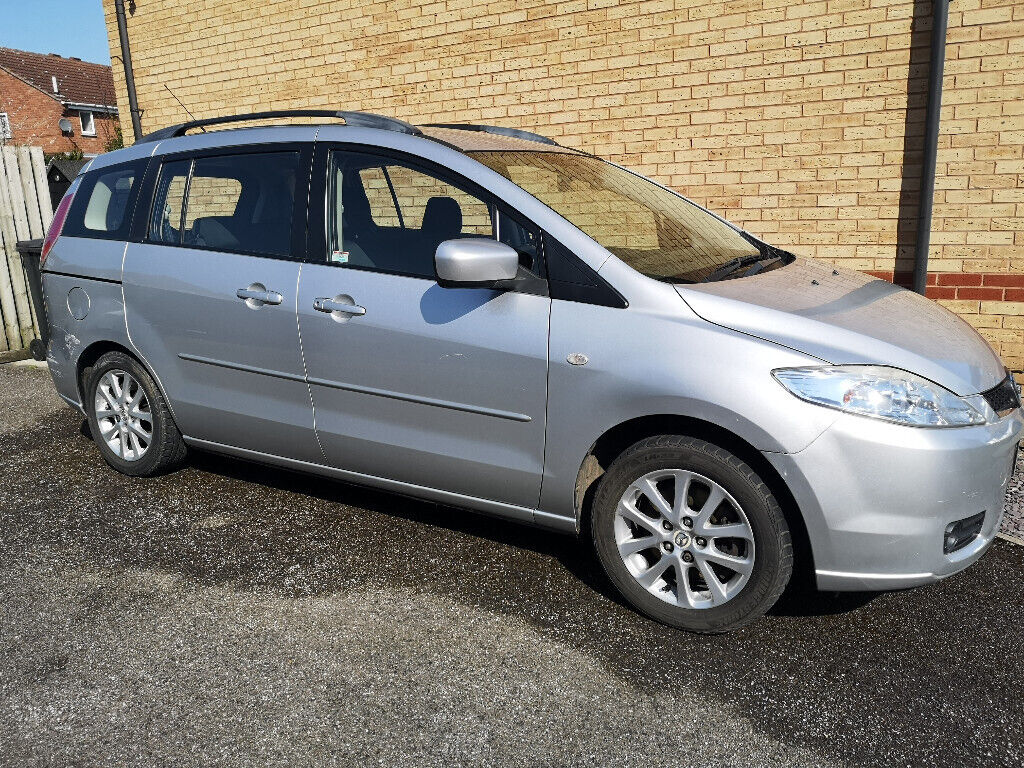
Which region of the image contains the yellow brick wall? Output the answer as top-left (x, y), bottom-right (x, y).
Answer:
top-left (102, 0), bottom-right (1024, 374)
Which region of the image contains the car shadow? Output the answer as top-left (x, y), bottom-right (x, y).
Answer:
top-left (80, 415), bottom-right (877, 619)
top-left (187, 437), bottom-right (880, 619)
top-left (187, 447), bottom-right (629, 599)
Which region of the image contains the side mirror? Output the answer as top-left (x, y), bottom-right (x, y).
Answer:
top-left (434, 238), bottom-right (519, 288)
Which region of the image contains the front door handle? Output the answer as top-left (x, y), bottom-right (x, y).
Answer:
top-left (313, 297), bottom-right (366, 316)
top-left (237, 283), bottom-right (283, 307)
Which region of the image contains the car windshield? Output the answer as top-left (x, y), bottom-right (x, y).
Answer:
top-left (471, 151), bottom-right (766, 282)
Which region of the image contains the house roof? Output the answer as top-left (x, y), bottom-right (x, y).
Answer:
top-left (0, 47), bottom-right (118, 111)
top-left (47, 156), bottom-right (89, 180)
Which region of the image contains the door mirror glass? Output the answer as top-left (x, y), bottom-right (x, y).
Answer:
top-left (435, 238), bottom-right (519, 287)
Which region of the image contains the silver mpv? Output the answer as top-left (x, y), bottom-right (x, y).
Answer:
top-left (39, 111), bottom-right (1022, 632)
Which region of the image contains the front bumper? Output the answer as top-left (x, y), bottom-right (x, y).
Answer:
top-left (765, 408), bottom-right (1023, 591)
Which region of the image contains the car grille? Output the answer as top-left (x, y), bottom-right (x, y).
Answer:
top-left (980, 374), bottom-right (1021, 416)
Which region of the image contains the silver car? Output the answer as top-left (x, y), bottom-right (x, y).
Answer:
top-left (38, 111), bottom-right (1022, 632)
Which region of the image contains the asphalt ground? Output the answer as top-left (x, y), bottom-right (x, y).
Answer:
top-left (1002, 446), bottom-right (1023, 543)
top-left (1, 362), bottom-right (1022, 767)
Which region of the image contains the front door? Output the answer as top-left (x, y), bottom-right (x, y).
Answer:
top-left (297, 148), bottom-right (550, 509)
top-left (123, 145), bottom-right (321, 463)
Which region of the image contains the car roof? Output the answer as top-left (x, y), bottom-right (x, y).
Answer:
top-left (81, 120), bottom-right (584, 178)
top-left (418, 126), bottom-right (578, 154)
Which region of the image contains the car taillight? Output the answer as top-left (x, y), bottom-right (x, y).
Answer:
top-left (40, 187), bottom-right (77, 267)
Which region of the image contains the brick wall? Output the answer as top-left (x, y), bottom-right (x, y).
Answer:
top-left (0, 69), bottom-right (116, 155)
top-left (102, 0), bottom-right (1023, 374)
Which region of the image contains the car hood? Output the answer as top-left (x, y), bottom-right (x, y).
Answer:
top-left (675, 258), bottom-right (1006, 396)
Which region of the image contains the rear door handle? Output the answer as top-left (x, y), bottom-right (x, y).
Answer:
top-left (236, 284), bottom-right (283, 306)
top-left (313, 297), bottom-right (366, 316)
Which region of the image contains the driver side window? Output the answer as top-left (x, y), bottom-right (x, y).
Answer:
top-left (328, 151), bottom-right (496, 279)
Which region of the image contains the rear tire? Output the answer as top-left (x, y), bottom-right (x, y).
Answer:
top-left (85, 351), bottom-right (186, 477)
top-left (591, 435), bottom-right (792, 633)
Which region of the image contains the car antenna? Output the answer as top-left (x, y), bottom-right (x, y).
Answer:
top-left (164, 84), bottom-right (206, 132)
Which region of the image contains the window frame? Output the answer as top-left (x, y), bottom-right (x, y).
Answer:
top-left (79, 110), bottom-right (96, 137)
top-left (61, 158), bottom-right (148, 242)
top-left (135, 142), bottom-right (315, 262)
top-left (309, 142), bottom-right (548, 286)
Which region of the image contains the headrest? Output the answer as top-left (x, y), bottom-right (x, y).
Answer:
top-left (421, 196), bottom-right (462, 240)
top-left (190, 217), bottom-right (239, 249)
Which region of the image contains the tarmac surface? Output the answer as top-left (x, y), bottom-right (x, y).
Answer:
top-left (1002, 446), bottom-right (1023, 543)
top-left (1, 362), bottom-right (1022, 767)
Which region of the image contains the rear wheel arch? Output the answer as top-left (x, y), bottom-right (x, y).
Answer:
top-left (575, 414), bottom-right (815, 584)
top-left (76, 341), bottom-right (176, 423)
top-left (83, 348), bottom-right (188, 476)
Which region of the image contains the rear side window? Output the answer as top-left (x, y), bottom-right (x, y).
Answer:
top-left (184, 175), bottom-right (242, 229)
top-left (146, 151), bottom-right (301, 258)
top-left (149, 159), bottom-right (190, 245)
top-left (63, 161), bottom-right (144, 240)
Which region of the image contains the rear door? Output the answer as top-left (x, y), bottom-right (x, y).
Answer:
top-left (123, 144), bottom-right (322, 463)
top-left (296, 146), bottom-right (551, 509)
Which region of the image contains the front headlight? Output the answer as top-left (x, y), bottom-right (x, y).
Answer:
top-left (772, 365), bottom-right (988, 427)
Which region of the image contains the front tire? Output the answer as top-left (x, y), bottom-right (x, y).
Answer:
top-left (85, 351), bottom-right (187, 477)
top-left (591, 435), bottom-right (792, 633)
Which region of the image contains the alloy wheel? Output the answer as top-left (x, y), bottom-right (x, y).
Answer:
top-left (614, 469), bottom-right (755, 609)
top-left (94, 369), bottom-right (153, 462)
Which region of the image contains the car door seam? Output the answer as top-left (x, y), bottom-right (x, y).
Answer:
top-left (533, 296), bottom-right (554, 515)
top-left (295, 262), bottom-right (329, 462)
top-left (120, 240), bottom-right (181, 425)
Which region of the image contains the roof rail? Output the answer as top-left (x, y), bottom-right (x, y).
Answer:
top-left (136, 110), bottom-right (423, 144)
top-left (423, 123), bottom-right (559, 146)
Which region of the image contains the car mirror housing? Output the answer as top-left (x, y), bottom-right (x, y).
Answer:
top-left (434, 238), bottom-right (520, 288)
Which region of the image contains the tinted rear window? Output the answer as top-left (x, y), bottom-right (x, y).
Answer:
top-left (63, 161), bottom-right (145, 240)
top-left (146, 151), bottom-right (301, 258)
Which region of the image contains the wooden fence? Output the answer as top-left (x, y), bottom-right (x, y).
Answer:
top-left (0, 146), bottom-right (52, 360)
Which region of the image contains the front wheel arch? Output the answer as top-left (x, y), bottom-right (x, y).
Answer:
top-left (575, 414), bottom-right (816, 587)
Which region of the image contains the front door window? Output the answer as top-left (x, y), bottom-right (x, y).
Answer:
top-left (328, 151), bottom-right (495, 278)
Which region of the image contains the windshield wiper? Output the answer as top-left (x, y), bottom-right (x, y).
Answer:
top-left (651, 275), bottom-right (696, 284)
top-left (701, 253), bottom-right (782, 283)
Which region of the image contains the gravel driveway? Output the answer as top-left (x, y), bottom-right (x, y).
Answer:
top-left (1, 362), bottom-right (1022, 768)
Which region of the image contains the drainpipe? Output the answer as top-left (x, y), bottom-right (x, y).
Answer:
top-left (114, 0), bottom-right (143, 142)
top-left (912, 0), bottom-right (950, 295)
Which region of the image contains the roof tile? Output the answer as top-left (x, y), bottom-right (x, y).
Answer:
top-left (0, 47), bottom-right (117, 109)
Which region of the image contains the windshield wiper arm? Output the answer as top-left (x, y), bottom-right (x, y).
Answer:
top-left (701, 253), bottom-right (781, 283)
top-left (650, 274), bottom-right (696, 284)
